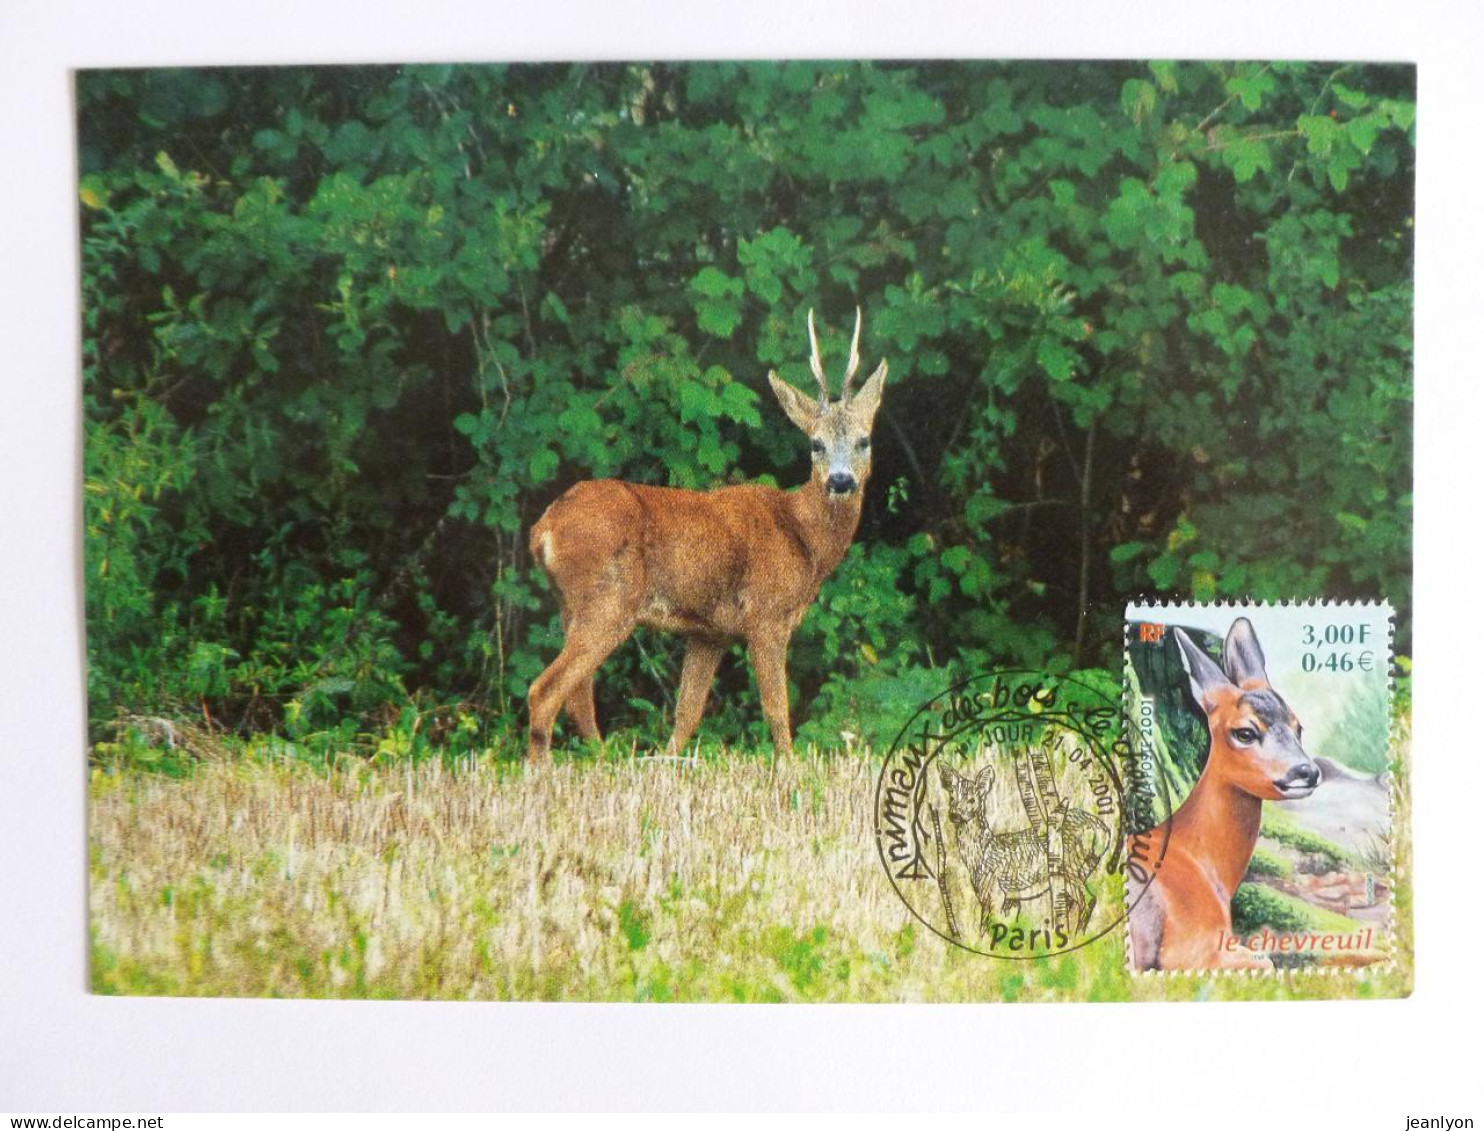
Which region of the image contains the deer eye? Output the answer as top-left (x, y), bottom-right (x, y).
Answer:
top-left (1231, 727), bottom-right (1261, 746)
top-left (810, 439), bottom-right (826, 455)
top-left (856, 437), bottom-right (870, 451)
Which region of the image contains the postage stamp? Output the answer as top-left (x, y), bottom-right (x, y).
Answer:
top-left (1124, 601), bottom-right (1394, 973)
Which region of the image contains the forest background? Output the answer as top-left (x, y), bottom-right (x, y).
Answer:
top-left (79, 60), bottom-right (1415, 762)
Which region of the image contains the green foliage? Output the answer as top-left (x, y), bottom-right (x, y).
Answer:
top-left (1321, 652), bottom-right (1393, 773)
top-left (1246, 845), bottom-right (1294, 878)
top-left (1126, 626), bottom-right (1218, 795)
top-left (1231, 882), bottom-right (1360, 937)
top-left (79, 61), bottom-right (1413, 751)
top-left (1259, 811), bottom-right (1350, 871)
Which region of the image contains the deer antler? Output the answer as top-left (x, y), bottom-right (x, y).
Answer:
top-left (840, 306), bottom-right (862, 401)
top-left (806, 309), bottom-right (831, 405)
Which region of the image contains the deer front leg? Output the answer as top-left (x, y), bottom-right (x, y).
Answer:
top-left (667, 637), bottom-right (725, 756)
top-left (747, 627), bottom-right (794, 757)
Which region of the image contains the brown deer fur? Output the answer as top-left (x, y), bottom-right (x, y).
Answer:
top-left (526, 310), bottom-right (887, 761)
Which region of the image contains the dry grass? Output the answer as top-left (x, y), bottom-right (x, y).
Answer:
top-left (89, 741), bottom-right (1413, 1001)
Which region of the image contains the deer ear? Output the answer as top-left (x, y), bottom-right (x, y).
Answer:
top-left (768, 371), bottom-right (821, 434)
top-left (1173, 627), bottom-right (1233, 713)
top-left (848, 360), bottom-right (888, 428)
top-left (974, 764), bottom-right (996, 793)
top-left (1222, 617), bottom-right (1269, 687)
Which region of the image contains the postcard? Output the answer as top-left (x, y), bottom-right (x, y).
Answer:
top-left (80, 59), bottom-right (1414, 1001)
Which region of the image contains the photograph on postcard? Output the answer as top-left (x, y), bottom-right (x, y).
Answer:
top-left (79, 60), bottom-right (1413, 1001)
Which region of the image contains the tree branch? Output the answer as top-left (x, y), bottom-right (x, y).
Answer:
top-left (1072, 417), bottom-right (1097, 668)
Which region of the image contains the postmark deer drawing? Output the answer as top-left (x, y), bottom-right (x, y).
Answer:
top-left (1127, 617), bottom-right (1322, 970)
top-left (939, 751), bottom-right (1111, 939)
top-left (525, 309), bottom-right (887, 761)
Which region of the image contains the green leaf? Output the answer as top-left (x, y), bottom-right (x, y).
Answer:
top-left (1103, 178), bottom-right (1151, 247)
top-left (79, 175), bottom-right (108, 210)
top-left (1213, 283), bottom-right (1253, 316)
top-left (1148, 553), bottom-right (1180, 589)
top-left (529, 447), bottom-right (559, 483)
top-left (1154, 161), bottom-right (1196, 197)
top-left (1191, 569), bottom-right (1217, 602)
top-left (1225, 68), bottom-right (1275, 111)
top-left (697, 299), bottom-right (742, 338)
top-left (1149, 61), bottom-right (1179, 93)
top-left (1346, 113), bottom-right (1383, 155)
top-left (965, 492), bottom-right (1007, 527)
top-left (862, 86), bottom-right (945, 131)
top-left (691, 266), bottom-right (744, 299)
top-left (557, 403), bottom-right (602, 437)
top-left (1298, 114), bottom-right (1341, 157)
top-left (1380, 98), bottom-right (1416, 132)
top-left (1036, 337), bottom-right (1077, 381)
top-left (719, 380), bottom-right (762, 426)
top-left (678, 381), bottom-right (719, 423)
top-left (1223, 135), bottom-right (1273, 183)
top-left (941, 545), bottom-right (972, 574)
top-left (1121, 79), bottom-right (1156, 124)
top-left (744, 271), bottom-right (783, 306)
top-left (695, 429), bottom-right (726, 473)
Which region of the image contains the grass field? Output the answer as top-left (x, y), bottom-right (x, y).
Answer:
top-left (89, 738), bottom-right (1413, 1002)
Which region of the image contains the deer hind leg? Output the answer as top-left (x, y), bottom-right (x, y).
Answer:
top-left (746, 627), bottom-right (794, 757)
top-left (1074, 883), bottom-right (1095, 933)
top-left (554, 605), bottom-right (602, 742)
top-left (666, 637), bottom-right (726, 756)
top-left (527, 609), bottom-right (636, 762)
top-left (564, 678), bottom-right (601, 741)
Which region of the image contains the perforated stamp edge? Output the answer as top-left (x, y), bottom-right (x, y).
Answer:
top-left (1118, 598), bottom-right (1399, 981)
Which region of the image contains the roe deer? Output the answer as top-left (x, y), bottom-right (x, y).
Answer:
top-left (525, 309), bottom-right (887, 761)
top-left (939, 758), bottom-right (1110, 935)
top-left (1127, 618), bottom-right (1321, 970)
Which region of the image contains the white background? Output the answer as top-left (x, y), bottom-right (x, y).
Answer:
top-left (2, 0), bottom-right (1481, 1116)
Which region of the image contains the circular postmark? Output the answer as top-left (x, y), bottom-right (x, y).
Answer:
top-left (873, 669), bottom-right (1169, 960)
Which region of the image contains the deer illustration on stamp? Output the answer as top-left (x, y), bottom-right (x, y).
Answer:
top-left (1126, 617), bottom-right (1322, 971)
top-left (525, 309), bottom-right (887, 762)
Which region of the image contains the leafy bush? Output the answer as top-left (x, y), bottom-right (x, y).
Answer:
top-left (1231, 882), bottom-right (1358, 937)
top-left (1245, 845), bottom-right (1294, 879)
top-left (1259, 812), bottom-right (1350, 872)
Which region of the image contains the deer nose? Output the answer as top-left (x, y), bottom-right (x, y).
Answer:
top-left (826, 471), bottom-right (856, 494)
top-left (1277, 761), bottom-right (1320, 792)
